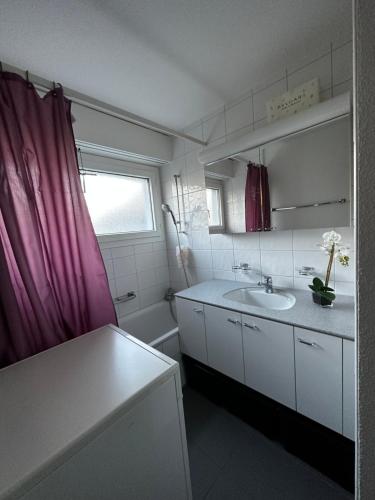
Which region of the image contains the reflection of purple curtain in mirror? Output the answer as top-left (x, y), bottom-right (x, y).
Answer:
top-left (245, 162), bottom-right (271, 232)
top-left (0, 72), bottom-right (117, 368)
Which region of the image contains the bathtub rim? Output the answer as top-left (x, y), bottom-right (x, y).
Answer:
top-left (149, 326), bottom-right (179, 348)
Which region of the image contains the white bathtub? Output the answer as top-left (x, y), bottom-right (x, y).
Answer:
top-left (118, 300), bottom-right (180, 359)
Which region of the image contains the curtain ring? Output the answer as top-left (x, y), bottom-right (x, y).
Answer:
top-left (52, 81), bottom-right (57, 96)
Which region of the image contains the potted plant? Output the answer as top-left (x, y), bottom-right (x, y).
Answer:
top-left (309, 231), bottom-right (350, 307)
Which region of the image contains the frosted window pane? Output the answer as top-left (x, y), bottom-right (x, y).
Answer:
top-left (206, 188), bottom-right (222, 227)
top-left (83, 172), bottom-right (155, 235)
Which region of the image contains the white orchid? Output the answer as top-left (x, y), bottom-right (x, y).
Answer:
top-left (315, 230), bottom-right (350, 292)
top-left (310, 230), bottom-right (351, 303)
top-left (318, 230), bottom-right (350, 263)
top-left (323, 230), bottom-right (342, 244)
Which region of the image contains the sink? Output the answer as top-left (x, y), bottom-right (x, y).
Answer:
top-left (223, 287), bottom-right (296, 311)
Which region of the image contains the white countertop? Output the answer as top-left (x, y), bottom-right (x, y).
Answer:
top-left (176, 280), bottom-right (355, 340)
top-left (0, 325), bottom-right (177, 500)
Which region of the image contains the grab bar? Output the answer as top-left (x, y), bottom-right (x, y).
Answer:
top-left (114, 291), bottom-right (137, 304)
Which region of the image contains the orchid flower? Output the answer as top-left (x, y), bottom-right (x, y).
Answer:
top-left (316, 230), bottom-right (350, 289)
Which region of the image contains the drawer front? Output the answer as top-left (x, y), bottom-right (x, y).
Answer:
top-left (176, 298), bottom-right (207, 364)
top-left (295, 328), bottom-right (342, 433)
top-left (204, 304), bottom-right (244, 382)
top-left (343, 340), bottom-right (355, 440)
top-left (242, 315), bottom-right (295, 409)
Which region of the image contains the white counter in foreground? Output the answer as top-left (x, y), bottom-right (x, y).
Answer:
top-left (0, 325), bottom-right (191, 500)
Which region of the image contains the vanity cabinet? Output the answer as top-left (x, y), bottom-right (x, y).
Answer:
top-left (175, 297), bottom-right (353, 439)
top-left (242, 314), bottom-right (296, 410)
top-left (176, 297), bottom-right (207, 364)
top-left (343, 339), bottom-right (355, 440)
top-left (294, 327), bottom-right (342, 434)
top-left (204, 305), bottom-right (244, 382)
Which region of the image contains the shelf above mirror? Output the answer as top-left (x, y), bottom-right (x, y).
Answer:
top-left (199, 92), bottom-right (351, 166)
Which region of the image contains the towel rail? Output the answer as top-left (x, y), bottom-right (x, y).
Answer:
top-left (271, 198), bottom-right (346, 212)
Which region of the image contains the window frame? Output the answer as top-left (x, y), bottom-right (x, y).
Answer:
top-left (205, 177), bottom-right (225, 233)
top-left (79, 153), bottom-right (164, 245)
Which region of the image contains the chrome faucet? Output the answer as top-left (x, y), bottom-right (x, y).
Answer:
top-left (259, 276), bottom-right (273, 294)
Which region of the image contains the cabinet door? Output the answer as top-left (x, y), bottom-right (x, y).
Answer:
top-left (343, 339), bottom-right (355, 440)
top-left (242, 314), bottom-right (295, 409)
top-left (295, 328), bottom-right (342, 433)
top-left (176, 298), bottom-right (207, 364)
top-left (204, 304), bottom-right (244, 382)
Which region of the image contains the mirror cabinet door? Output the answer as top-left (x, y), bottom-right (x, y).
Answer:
top-left (204, 116), bottom-right (351, 233)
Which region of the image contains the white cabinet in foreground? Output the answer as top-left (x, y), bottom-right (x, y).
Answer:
top-left (0, 325), bottom-right (192, 500)
top-left (295, 327), bottom-right (342, 434)
top-left (242, 314), bottom-right (296, 410)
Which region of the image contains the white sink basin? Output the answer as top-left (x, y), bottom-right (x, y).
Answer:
top-left (223, 287), bottom-right (296, 311)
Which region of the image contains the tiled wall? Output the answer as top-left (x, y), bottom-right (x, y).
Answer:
top-left (161, 40), bottom-right (354, 296)
top-left (100, 240), bottom-right (170, 320)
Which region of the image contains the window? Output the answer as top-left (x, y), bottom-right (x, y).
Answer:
top-left (205, 177), bottom-right (224, 232)
top-left (83, 172), bottom-right (154, 235)
top-left (206, 187), bottom-right (222, 226)
top-left (79, 154), bottom-right (162, 242)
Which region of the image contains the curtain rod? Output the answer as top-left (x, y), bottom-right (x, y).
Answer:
top-left (0, 61), bottom-right (207, 147)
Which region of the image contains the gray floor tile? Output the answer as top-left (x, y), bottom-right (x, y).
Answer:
top-left (188, 444), bottom-right (222, 500)
top-left (183, 387), bottom-right (353, 500)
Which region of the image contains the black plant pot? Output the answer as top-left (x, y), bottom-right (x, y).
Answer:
top-left (312, 292), bottom-right (333, 307)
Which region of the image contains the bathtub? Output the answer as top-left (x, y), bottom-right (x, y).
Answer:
top-left (118, 300), bottom-right (180, 360)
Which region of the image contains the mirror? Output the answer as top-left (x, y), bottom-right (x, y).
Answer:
top-left (204, 116), bottom-right (352, 233)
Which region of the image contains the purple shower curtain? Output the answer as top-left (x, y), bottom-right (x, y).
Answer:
top-left (0, 72), bottom-right (117, 367)
top-left (245, 161), bottom-right (271, 232)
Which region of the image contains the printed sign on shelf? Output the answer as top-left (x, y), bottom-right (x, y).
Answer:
top-left (266, 78), bottom-right (320, 123)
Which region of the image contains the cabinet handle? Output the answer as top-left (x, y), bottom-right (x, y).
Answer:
top-left (243, 322), bottom-right (259, 330)
top-left (227, 318), bottom-right (241, 325)
top-left (297, 338), bottom-right (320, 348)
top-left (193, 308), bottom-right (203, 314)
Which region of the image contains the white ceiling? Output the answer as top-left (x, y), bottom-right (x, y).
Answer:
top-left (0, 0), bottom-right (351, 130)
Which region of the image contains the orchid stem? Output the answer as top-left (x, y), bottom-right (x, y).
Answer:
top-left (325, 243), bottom-right (334, 287)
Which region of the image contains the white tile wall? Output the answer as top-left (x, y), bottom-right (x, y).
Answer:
top-left (161, 39), bottom-right (354, 296)
top-left (166, 225), bottom-right (354, 294)
top-left (288, 53), bottom-right (331, 93)
top-left (203, 110), bottom-right (226, 142)
top-left (100, 239), bottom-right (170, 320)
top-left (226, 97), bottom-right (252, 134)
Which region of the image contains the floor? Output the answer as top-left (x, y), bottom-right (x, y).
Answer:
top-left (183, 386), bottom-right (353, 500)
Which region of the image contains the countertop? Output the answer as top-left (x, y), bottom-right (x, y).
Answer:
top-left (175, 280), bottom-right (355, 341)
top-left (0, 325), bottom-right (177, 500)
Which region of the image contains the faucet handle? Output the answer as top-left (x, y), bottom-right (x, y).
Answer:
top-left (263, 275), bottom-right (272, 284)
